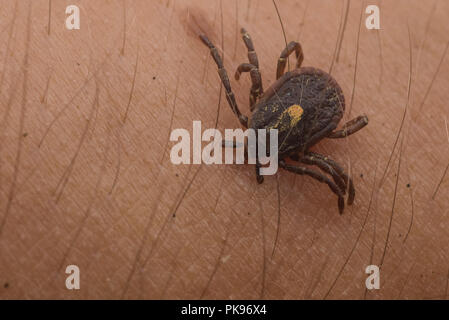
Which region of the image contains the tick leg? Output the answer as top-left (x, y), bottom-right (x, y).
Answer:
top-left (256, 161), bottom-right (264, 184)
top-left (328, 115), bottom-right (369, 139)
top-left (279, 160), bottom-right (345, 214)
top-left (235, 63), bottom-right (263, 111)
top-left (276, 41), bottom-right (304, 79)
top-left (237, 28), bottom-right (264, 111)
top-left (240, 28), bottom-right (260, 68)
top-left (200, 34), bottom-right (248, 128)
top-left (299, 155), bottom-right (347, 197)
top-left (306, 152), bottom-right (355, 205)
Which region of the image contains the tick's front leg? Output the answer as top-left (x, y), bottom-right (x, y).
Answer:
top-left (276, 41), bottom-right (304, 79)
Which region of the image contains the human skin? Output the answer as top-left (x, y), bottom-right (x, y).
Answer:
top-left (0, 0), bottom-right (448, 299)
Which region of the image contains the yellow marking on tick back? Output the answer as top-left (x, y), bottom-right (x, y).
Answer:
top-left (286, 104), bottom-right (304, 126)
top-left (268, 104), bottom-right (304, 131)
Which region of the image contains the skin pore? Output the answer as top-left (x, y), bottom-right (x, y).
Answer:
top-left (0, 0), bottom-right (448, 299)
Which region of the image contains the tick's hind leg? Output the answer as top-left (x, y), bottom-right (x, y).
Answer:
top-left (200, 34), bottom-right (248, 128)
top-left (276, 41), bottom-right (304, 79)
top-left (328, 115), bottom-right (369, 139)
top-left (290, 152), bottom-right (355, 205)
top-left (279, 160), bottom-right (345, 214)
top-left (306, 152), bottom-right (355, 205)
top-left (299, 155), bottom-right (347, 198)
top-left (235, 28), bottom-right (263, 111)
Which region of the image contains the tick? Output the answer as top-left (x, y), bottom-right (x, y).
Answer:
top-left (200, 29), bottom-right (368, 214)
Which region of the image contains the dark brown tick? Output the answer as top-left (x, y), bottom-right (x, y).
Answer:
top-left (200, 28), bottom-right (368, 214)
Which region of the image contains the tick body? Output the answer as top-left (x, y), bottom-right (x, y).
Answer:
top-left (200, 29), bottom-right (368, 214)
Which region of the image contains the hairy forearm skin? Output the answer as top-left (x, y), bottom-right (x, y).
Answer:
top-left (0, 0), bottom-right (448, 299)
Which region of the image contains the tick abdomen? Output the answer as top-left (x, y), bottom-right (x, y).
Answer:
top-left (250, 67), bottom-right (345, 155)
